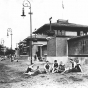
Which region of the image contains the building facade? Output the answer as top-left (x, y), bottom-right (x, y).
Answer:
top-left (18, 34), bottom-right (47, 61)
top-left (34, 19), bottom-right (88, 63)
top-left (68, 35), bottom-right (88, 56)
top-left (19, 19), bottom-right (88, 64)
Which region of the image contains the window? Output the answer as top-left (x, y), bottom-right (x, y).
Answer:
top-left (80, 31), bottom-right (83, 36)
top-left (66, 31), bottom-right (77, 36)
top-left (61, 30), bottom-right (65, 35)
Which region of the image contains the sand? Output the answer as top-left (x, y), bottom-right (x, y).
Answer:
top-left (0, 59), bottom-right (88, 88)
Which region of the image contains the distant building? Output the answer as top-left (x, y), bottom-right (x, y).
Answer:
top-left (18, 34), bottom-right (47, 61)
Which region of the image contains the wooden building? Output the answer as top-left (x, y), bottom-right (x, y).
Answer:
top-left (34, 19), bottom-right (88, 63)
top-left (68, 35), bottom-right (88, 57)
top-left (19, 19), bottom-right (88, 63)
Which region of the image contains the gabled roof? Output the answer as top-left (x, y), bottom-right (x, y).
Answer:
top-left (34, 20), bottom-right (88, 34)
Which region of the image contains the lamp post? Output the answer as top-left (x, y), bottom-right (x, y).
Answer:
top-left (21, 0), bottom-right (33, 64)
top-left (1, 39), bottom-right (5, 57)
top-left (7, 28), bottom-right (13, 62)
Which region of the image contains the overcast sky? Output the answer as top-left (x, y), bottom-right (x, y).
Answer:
top-left (0, 0), bottom-right (88, 49)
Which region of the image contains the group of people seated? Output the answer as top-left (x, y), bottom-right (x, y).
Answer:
top-left (62, 59), bottom-right (82, 74)
top-left (24, 59), bottom-right (82, 76)
top-left (44, 60), bottom-right (65, 73)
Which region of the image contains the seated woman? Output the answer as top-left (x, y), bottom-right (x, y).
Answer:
top-left (44, 61), bottom-right (50, 73)
top-left (52, 60), bottom-right (59, 73)
top-left (58, 61), bottom-right (65, 73)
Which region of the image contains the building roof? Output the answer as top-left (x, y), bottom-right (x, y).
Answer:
top-left (24, 34), bottom-right (47, 41)
top-left (18, 34), bottom-right (47, 45)
top-left (34, 20), bottom-right (88, 34)
top-left (68, 35), bottom-right (88, 41)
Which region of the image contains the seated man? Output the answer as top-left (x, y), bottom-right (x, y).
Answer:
top-left (24, 64), bottom-right (34, 75)
top-left (62, 59), bottom-right (82, 74)
top-left (24, 65), bottom-right (41, 75)
top-left (52, 60), bottom-right (59, 73)
top-left (58, 61), bottom-right (65, 73)
top-left (69, 59), bottom-right (82, 73)
top-left (32, 66), bottom-right (41, 76)
top-left (44, 61), bottom-right (50, 73)
top-left (73, 61), bottom-right (82, 72)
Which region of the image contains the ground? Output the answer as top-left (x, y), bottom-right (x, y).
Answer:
top-left (0, 58), bottom-right (88, 88)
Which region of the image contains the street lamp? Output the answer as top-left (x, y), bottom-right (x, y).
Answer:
top-left (1, 39), bottom-right (5, 57)
top-left (21, 0), bottom-right (33, 64)
top-left (7, 28), bottom-right (13, 62)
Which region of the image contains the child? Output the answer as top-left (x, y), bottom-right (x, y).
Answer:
top-left (44, 61), bottom-right (50, 73)
top-left (58, 61), bottom-right (65, 73)
top-left (52, 60), bottom-right (59, 73)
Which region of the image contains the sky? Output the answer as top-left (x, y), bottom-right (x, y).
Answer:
top-left (0, 0), bottom-right (88, 49)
